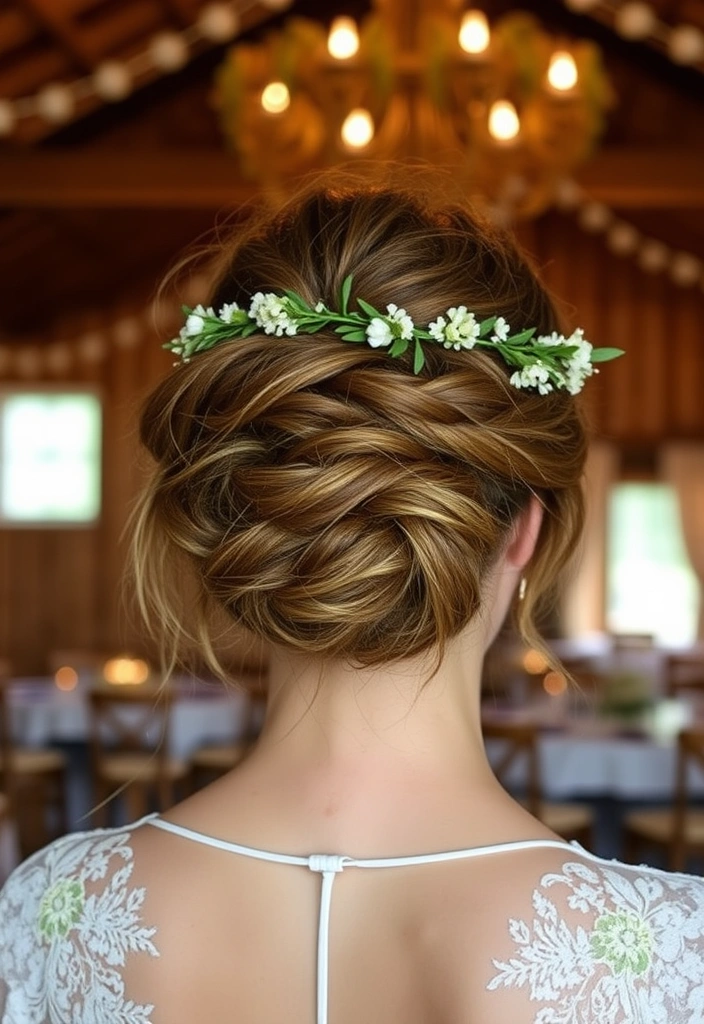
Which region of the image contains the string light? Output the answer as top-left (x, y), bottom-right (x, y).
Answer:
top-left (458, 11), bottom-right (491, 55)
top-left (93, 62), bottom-right (132, 102)
top-left (327, 17), bottom-right (360, 60)
top-left (0, 1), bottom-right (250, 134)
top-left (615, 2), bottom-right (656, 40)
top-left (198, 4), bottom-right (241, 43)
top-left (488, 100), bottom-right (520, 141)
top-left (547, 51), bottom-right (578, 91)
top-left (561, 0), bottom-right (704, 70)
top-left (341, 108), bottom-right (374, 149)
top-left (149, 32), bottom-right (189, 72)
top-left (261, 81), bottom-right (290, 114)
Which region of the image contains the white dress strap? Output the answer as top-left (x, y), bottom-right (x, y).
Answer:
top-left (146, 817), bottom-right (574, 1024)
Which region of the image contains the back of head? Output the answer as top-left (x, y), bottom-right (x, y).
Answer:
top-left (133, 177), bottom-right (587, 675)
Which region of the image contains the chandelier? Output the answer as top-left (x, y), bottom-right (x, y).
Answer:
top-left (215, 0), bottom-right (613, 218)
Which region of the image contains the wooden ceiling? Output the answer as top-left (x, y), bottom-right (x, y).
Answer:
top-left (0, 0), bottom-right (703, 341)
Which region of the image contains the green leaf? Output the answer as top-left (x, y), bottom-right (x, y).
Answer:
top-left (506, 327), bottom-right (537, 345)
top-left (339, 330), bottom-right (367, 342)
top-left (340, 274), bottom-right (353, 315)
top-left (241, 323), bottom-right (259, 337)
top-left (356, 297), bottom-right (384, 319)
top-left (590, 347), bottom-right (625, 363)
top-left (478, 316), bottom-right (497, 336)
top-left (181, 305), bottom-right (192, 316)
top-left (389, 337), bottom-right (409, 357)
top-left (413, 339), bottom-right (425, 374)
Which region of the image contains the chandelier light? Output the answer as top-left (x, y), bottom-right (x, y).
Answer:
top-left (215, 0), bottom-right (614, 217)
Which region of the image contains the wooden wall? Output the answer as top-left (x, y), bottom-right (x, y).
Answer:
top-left (1, 211), bottom-right (702, 674)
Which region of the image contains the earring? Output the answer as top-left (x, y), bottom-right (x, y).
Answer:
top-left (518, 576), bottom-right (527, 601)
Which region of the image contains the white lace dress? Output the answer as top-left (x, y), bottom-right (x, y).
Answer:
top-left (2, 815), bottom-right (704, 1024)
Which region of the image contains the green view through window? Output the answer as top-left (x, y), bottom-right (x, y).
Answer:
top-left (0, 392), bottom-right (101, 524)
top-left (607, 482), bottom-right (699, 646)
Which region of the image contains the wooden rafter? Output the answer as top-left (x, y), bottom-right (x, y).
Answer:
top-left (0, 148), bottom-right (702, 211)
top-left (16, 0), bottom-right (97, 72)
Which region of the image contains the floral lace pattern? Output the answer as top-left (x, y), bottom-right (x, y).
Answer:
top-left (0, 824), bottom-right (158, 1024)
top-left (488, 856), bottom-right (704, 1023)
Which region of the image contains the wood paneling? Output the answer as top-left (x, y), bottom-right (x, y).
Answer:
top-left (1, 210), bottom-right (703, 674)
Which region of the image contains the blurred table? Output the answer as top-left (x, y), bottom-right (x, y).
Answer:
top-left (483, 697), bottom-right (704, 801)
top-left (8, 675), bottom-right (253, 759)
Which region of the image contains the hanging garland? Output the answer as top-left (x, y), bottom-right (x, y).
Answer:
top-left (563, 0), bottom-right (704, 71)
top-left (554, 177), bottom-right (704, 292)
top-left (0, 1), bottom-right (292, 137)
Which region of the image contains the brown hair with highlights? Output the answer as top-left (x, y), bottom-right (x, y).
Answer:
top-left (131, 176), bottom-right (587, 678)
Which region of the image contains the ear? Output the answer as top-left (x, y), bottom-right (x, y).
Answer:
top-left (504, 494), bottom-right (544, 570)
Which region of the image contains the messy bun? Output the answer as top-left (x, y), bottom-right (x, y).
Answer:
top-left (132, 180), bottom-right (587, 674)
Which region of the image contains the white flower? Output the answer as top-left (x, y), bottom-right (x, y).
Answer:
top-left (315, 301), bottom-right (326, 313)
top-left (249, 292), bottom-right (298, 336)
top-left (184, 313), bottom-right (205, 336)
top-left (491, 316), bottom-right (510, 342)
top-left (366, 317), bottom-right (393, 348)
top-left (536, 331), bottom-right (565, 348)
top-left (435, 306), bottom-right (481, 350)
top-left (510, 361), bottom-right (554, 395)
top-left (428, 315), bottom-right (447, 342)
top-left (365, 304), bottom-right (414, 349)
top-left (218, 302), bottom-right (241, 323)
top-left (385, 303), bottom-right (415, 340)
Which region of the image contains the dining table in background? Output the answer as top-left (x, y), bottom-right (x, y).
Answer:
top-left (482, 695), bottom-right (704, 801)
top-left (7, 674), bottom-right (254, 759)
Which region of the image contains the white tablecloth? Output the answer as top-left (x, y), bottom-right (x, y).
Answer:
top-left (9, 677), bottom-right (252, 760)
top-left (487, 700), bottom-right (704, 802)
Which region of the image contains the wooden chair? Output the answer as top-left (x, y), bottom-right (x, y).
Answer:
top-left (189, 674), bottom-right (268, 790)
top-left (88, 685), bottom-right (188, 825)
top-left (482, 720), bottom-right (594, 846)
top-left (623, 728), bottom-right (704, 872)
top-left (665, 652), bottom-right (704, 697)
top-left (0, 665), bottom-right (68, 857)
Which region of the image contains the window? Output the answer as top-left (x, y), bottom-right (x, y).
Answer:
top-left (607, 482), bottom-right (699, 646)
top-left (0, 391), bottom-right (101, 525)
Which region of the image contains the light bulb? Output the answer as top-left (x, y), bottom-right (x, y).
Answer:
top-left (341, 108), bottom-right (374, 149)
top-left (328, 16), bottom-right (359, 59)
top-left (458, 10), bottom-right (490, 54)
top-left (36, 83), bottom-right (75, 124)
top-left (547, 51), bottom-right (578, 91)
top-left (198, 4), bottom-right (240, 43)
top-left (150, 32), bottom-right (189, 72)
top-left (488, 100), bottom-right (519, 142)
top-left (93, 61), bottom-right (132, 101)
top-left (261, 81), bottom-right (290, 114)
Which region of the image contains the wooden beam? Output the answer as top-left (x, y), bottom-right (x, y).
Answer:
top-left (18, 0), bottom-right (97, 72)
top-left (0, 148), bottom-right (702, 210)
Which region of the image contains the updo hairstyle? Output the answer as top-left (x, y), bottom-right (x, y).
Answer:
top-left (132, 180), bottom-right (587, 676)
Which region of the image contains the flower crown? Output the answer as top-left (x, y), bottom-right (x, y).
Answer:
top-left (165, 275), bottom-right (622, 394)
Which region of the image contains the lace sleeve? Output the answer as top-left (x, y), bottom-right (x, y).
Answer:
top-left (486, 852), bottom-right (704, 1023)
top-left (0, 826), bottom-right (159, 1024)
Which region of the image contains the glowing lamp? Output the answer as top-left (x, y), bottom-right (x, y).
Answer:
top-left (543, 671), bottom-right (567, 696)
top-left (328, 17), bottom-right (360, 60)
top-left (459, 11), bottom-right (490, 54)
top-left (547, 51), bottom-right (578, 91)
top-left (261, 81), bottom-right (290, 114)
top-left (522, 649), bottom-right (549, 675)
top-left (54, 666), bottom-right (78, 692)
top-left (488, 100), bottom-right (519, 142)
top-left (341, 108), bottom-right (374, 149)
top-left (103, 657), bottom-right (150, 686)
